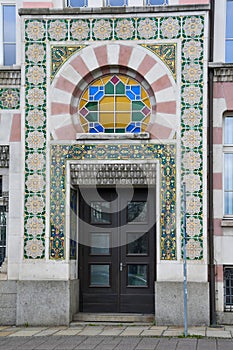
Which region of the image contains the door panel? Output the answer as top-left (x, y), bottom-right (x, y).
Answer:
top-left (78, 186), bottom-right (155, 313)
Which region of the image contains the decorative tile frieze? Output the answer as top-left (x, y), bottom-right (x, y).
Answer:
top-left (50, 144), bottom-right (176, 260)
top-left (0, 88), bottom-right (20, 109)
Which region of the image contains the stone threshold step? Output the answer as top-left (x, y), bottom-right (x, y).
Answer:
top-left (72, 313), bottom-right (154, 324)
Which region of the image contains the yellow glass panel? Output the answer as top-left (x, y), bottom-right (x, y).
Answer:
top-left (141, 89), bottom-right (147, 99)
top-left (142, 115), bottom-right (150, 124)
top-left (82, 90), bottom-right (89, 100)
top-left (116, 113), bottom-right (131, 127)
top-left (79, 115), bottom-right (88, 126)
top-left (79, 99), bottom-right (87, 109)
top-left (142, 97), bottom-right (151, 108)
top-left (102, 76), bottom-right (111, 84)
top-left (99, 96), bottom-right (114, 111)
top-left (141, 124), bottom-right (146, 132)
top-left (119, 75), bottom-right (128, 84)
top-left (115, 96), bottom-right (130, 111)
top-left (100, 113), bottom-right (114, 128)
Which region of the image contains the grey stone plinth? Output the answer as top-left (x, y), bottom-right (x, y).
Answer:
top-left (155, 282), bottom-right (209, 326)
top-left (16, 280), bottom-right (79, 326)
top-left (0, 281), bottom-right (17, 325)
top-left (217, 312), bottom-right (233, 325)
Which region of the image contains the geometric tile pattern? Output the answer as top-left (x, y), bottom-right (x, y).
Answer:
top-left (50, 143), bottom-right (176, 260)
top-left (23, 14), bottom-right (206, 260)
top-left (0, 88), bottom-right (20, 109)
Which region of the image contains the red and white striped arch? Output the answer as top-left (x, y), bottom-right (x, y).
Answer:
top-left (50, 43), bottom-right (177, 141)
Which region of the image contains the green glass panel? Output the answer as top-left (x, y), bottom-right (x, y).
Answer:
top-left (105, 81), bottom-right (114, 95)
top-left (86, 112), bottom-right (98, 122)
top-left (116, 128), bottom-right (125, 133)
top-left (116, 81), bottom-right (125, 95)
top-left (105, 128), bottom-right (114, 133)
top-left (85, 102), bottom-right (98, 111)
top-left (132, 112), bottom-right (144, 121)
top-left (132, 101), bottom-right (145, 111)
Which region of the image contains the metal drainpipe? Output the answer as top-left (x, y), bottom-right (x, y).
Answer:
top-left (208, 0), bottom-right (217, 326)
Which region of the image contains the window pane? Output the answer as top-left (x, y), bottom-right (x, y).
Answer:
top-left (91, 202), bottom-right (111, 224)
top-left (226, 40), bottom-right (233, 63)
top-left (224, 154), bottom-right (233, 191)
top-left (226, 1), bottom-right (233, 38)
top-left (91, 233), bottom-right (110, 255)
top-left (127, 232), bottom-right (148, 255)
top-left (225, 117), bottom-right (233, 144)
top-left (109, 0), bottom-right (126, 5)
top-left (69, 0), bottom-right (85, 6)
top-left (3, 5), bottom-right (16, 42)
top-left (127, 201), bottom-right (147, 223)
top-left (3, 44), bottom-right (16, 66)
top-left (90, 265), bottom-right (110, 286)
top-left (127, 264), bottom-right (148, 286)
top-left (225, 192), bottom-right (233, 215)
top-left (149, 0), bottom-right (165, 4)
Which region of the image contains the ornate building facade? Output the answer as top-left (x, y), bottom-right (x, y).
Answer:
top-left (0, 0), bottom-right (232, 326)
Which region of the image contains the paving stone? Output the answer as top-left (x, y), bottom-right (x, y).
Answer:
top-left (206, 330), bottom-right (231, 338)
top-left (155, 338), bottom-right (179, 350)
top-left (197, 339), bottom-right (217, 350)
top-left (0, 331), bottom-right (15, 337)
top-left (77, 327), bottom-right (104, 336)
top-left (217, 339), bottom-right (233, 350)
top-left (35, 330), bottom-right (60, 337)
top-left (163, 329), bottom-right (184, 337)
top-left (176, 338), bottom-right (197, 350)
top-left (120, 327), bottom-right (147, 336)
top-left (135, 337), bottom-right (160, 349)
top-left (54, 329), bottom-right (82, 336)
top-left (188, 327), bottom-right (206, 337)
top-left (9, 330), bottom-right (42, 337)
top-left (99, 328), bottom-right (124, 336)
top-left (141, 329), bottom-right (164, 336)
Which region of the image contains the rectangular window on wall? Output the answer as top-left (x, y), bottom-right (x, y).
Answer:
top-left (68, 0), bottom-right (167, 6)
top-left (0, 176), bottom-right (2, 197)
top-left (224, 116), bottom-right (233, 215)
top-left (226, 0), bottom-right (233, 62)
top-left (1, 4), bottom-right (16, 66)
top-left (0, 206), bottom-right (6, 267)
top-left (224, 267), bottom-right (233, 311)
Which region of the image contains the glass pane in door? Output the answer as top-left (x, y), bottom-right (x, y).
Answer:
top-left (127, 264), bottom-right (148, 286)
top-left (90, 264), bottom-right (110, 287)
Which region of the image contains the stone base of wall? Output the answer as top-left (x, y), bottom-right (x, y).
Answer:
top-left (0, 281), bottom-right (17, 325)
top-left (155, 282), bottom-right (210, 326)
top-left (15, 280), bottom-right (79, 326)
top-left (217, 312), bottom-right (233, 324)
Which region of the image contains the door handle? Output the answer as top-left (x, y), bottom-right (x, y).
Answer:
top-left (120, 262), bottom-right (125, 271)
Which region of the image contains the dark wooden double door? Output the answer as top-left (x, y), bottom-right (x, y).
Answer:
top-left (78, 186), bottom-right (155, 313)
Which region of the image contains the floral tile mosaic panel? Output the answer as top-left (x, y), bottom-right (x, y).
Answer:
top-left (50, 144), bottom-right (176, 260)
top-left (22, 14), bottom-right (206, 261)
top-left (0, 88), bottom-right (20, 109)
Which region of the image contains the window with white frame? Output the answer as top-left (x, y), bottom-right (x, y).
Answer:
top-left (224, 116), bottom-right (233, 215)
top-left (224, 267), bottom-right (233, 311)
top-left (226, 0), bottom-right (233, 62)
top-left (0, 206), bottom-right (6, 267)
top-left (68, 0), bottom-right (166, 7)
top-left (0, 3), bottom-right (16, 66)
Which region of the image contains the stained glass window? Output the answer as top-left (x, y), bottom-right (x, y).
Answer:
top-left (78, 74), bottom-right (151, 133)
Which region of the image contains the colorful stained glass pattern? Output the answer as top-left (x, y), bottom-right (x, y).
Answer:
top-left (79, 75), bottom-right (151, 134)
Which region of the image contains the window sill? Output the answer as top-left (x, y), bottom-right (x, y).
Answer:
top-left (221, 219), bottom-right (233, 227)
top-left (76, 132), bottom-right (150, 140)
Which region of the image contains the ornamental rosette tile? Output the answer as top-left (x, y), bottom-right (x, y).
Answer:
top-left (182, 130), bottom-right (201, 148)
top-left (26, 174), bottom-right (45, 193)
top-left (25, 238), bottom-right (44, 259)
top-left (27, 109), bottom-right (45, 128)
top-left (26, 217), bottom-right (44, 236)
top-left (183, 151), bottom-right (201, 171)
top-left (93, 19), bottom-right (112, 40)
top-left (27, 66), bottom-right (45, 85)
top-left (48, 20), bottom-right (67, 41)
top-left (183, 173), bottom-right (201, 193)
top-left (182, 108), bottom-right (201, 127)
top-left (183, 17), bottom-right (203, 37)
top-left (26, 131), bottom-right (45, 149)
top-left (115, 19), bottom-right (134, 40)
top-left (183, 40), bottom-right (202, 60)
top-left (183, 86), bottom-right (201, 105)
top-left (26, 195), bottom-right (44, 215)
top-left (27, 88), bottom-right (45, 107)
top-left (186, 239), bottom-right (202, 259)
top-left (0, 89), bottom-right (19, 109)
top-left (26, 153), bottom-right (45, 171)
top-left (183, 63), bottom-right (202, 83)
top-left (26, 44), bottom-right (45, 63)
top-left (187, 195), bottom-right (201, 215)
top-left (160, 17), bottom-right (180, 39)
top-left (70, 20), bottom-right (89, 41)
top-left (26, 21), bottom-right (45, 41)
top-left (137, 18), bottom-right (157, 39)
top-left (186, 217), bottom-right (202, 237)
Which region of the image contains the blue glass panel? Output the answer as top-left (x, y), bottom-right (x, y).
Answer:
top-left (226, 1), bottom-right (233, 38)
top-left (226, 40), bottom-right (233, 63)
top-left (109, 0), bottom-right (125, 6)
top-left (95, 123), bottom-right (104, 132)
top-left (134, 127), bottom-right (141, 133)
top-left (90, 128), bottom-right (98, 133)
top-left (148, 0), bottom-right (164, 4)
top-left (126, 123), bottom-right (136, 132)
top-left (225, 192), bottom-right (233, 215)
top-left (225, 117), bottom-right (233, 144)
top-left (126, 86), bottom-right (140, 100)
top-left (3, 44), bottom-right (16, 66)
top-left (69, 0), bottom-right (85, 7)
top-left (225, 154), bottom-right (233, 191)
top-left (89, 86), bottom-right (104, 101)
top-left (3, 5), bottom-right (16, 42)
